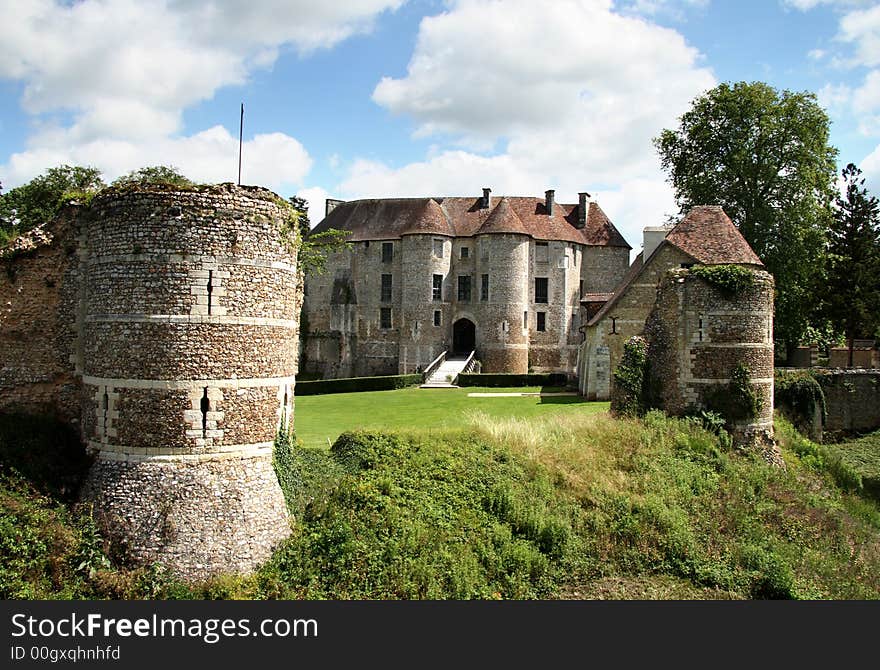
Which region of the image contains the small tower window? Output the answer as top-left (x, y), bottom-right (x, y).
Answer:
top-left (536, 312), bottom-right (547, 332)
top-left (433, 238), bottom-right (444, 258)
top-left (101, 388), bottom-right (109, 435)
top-left (206, 270), bottom-right (214, 316)
top-left (432, 274), bottom-right (443, 302)
top-left (535, 277), bottom-right (548, 304)
top-left (200, 387), bottom-right (210, 438)
top-left (382, 242), bottom-right (393, 263)
top-left (381, 274), bottom-right (393, 302)
top-left (380, 307), bottom-right (392, 329)
top-left (698, 315), bottom-right (705, 342)
top-left (460, 246), bottom-right (470, 259)
top-left (611, 317), bottom-right (618, 334)
top-left (536, 241), bottom-right (549, 263)
top-left (481, 274), bottom-right (489, 302)
top-left (433, 310), bottom-right (441, 327)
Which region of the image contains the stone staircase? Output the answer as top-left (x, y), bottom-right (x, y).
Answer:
top-left (420, 354), bottom-right (474, 388)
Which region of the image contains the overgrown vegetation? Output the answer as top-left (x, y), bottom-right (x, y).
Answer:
top-left (706, 363), bottom-right (764, 423)
top-left (775, 370), bottom-right (826, 434)
top-left (611, 336), bottom-right (649, 417)
top-left (690, 264), bottom-right (756, 298)
top-left (4, 409), bottom-right (880, 600)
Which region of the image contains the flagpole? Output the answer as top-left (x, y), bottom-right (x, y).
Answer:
top-left (238, 103), bottom-right (244, 186)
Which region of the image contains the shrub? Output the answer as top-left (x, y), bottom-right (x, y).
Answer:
top-left (690, 264), bottom-right (756, 297)
top-left (705, 363), bottom-right (763, 424)
top-left (456, 373), bottom-right (568, 387)
top-left (611, 336), bottom-right (649, 417)
top-left (295, 374), bottom-right (422, 395)
top-left (775, 371), bottom-right (826, 432)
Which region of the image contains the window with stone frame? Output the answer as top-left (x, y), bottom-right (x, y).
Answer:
top-left (536, 241), bottom-right (549, 263)
top-left (458, 275), bottom-right (471, 302)
top-left (433, 310), bottom-right (441, 327)
top-left (381, 273), bottom-right (393, 302)
top-left (382, 242), bottom-right (393, 263)
top-left (460, 246), bottom-right (470, 260)
top-left (535, 277), bottom-right (548, 304)
top-left (481, 273), bottom-right (489, 302)
top-left (481, 239), bottom-right (489, 261)
top-left (433, 238), bottom-right (444, 258)
top-left (380, 307), bottom-right (392, 329)
top-left (432, 274), bottom-right (443, 301)
top-left (537, 311), bottom-right (546, 332)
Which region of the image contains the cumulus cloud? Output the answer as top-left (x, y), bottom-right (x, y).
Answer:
top-left (340, 0), bottom-right (713, 249)
top-left (0, 0), bottom-right (401, 188)
top-left (2, 126), bottom-right (312, 192)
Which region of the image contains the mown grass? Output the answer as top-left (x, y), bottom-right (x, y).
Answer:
top-left (823, 432), bottom-right (880, 500)
top-left (3, 409), bottom-right (880, 600)
top-left (294, 385), bottom-right (606, 448)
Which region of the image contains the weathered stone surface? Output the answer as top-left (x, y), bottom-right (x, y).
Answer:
top-left (1, 183), bottom-right (300, 579)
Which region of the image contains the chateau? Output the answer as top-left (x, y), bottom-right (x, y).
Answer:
top-left (301, 189), bottom-right (631, 377)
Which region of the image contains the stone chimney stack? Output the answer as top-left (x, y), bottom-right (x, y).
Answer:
top-left (643, 225), bottom-right (671, 260)
top-left (325, 198), bottom-right (345, 217)
top-left (577, 192), bottom-right (591, 229)
top-left (482, 187), bottom-right (492, 209)
top-left (545, 189), bottom-right (555, 216)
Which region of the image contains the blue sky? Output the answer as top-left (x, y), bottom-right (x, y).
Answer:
top-left (3, 0), bottom-right (880, 252)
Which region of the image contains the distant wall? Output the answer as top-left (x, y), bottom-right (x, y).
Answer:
top-left (817, 370), bottom-right (880, 437)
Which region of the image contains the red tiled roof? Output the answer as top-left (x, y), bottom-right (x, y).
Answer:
top-left (311, 195), bottom-right (631, 248)
top-left (665, 205), bottom-right (763, 266)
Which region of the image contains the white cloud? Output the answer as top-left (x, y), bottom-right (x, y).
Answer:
top-left (296, 186), bottom-right (333, 228)
top-left (783, 0), bottom-right (875, 11)
top-left (838, 4), bottom-right (880, 67)
top-left (341, 0), bottom-right (714, 248)
top-left (2, 126), bottom-right (312, 192)
top-left (0, 0), bottom-right (402, 188)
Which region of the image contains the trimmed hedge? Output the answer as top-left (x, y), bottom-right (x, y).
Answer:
top-left (295, 374), bottom-right (422, 396)
top-left (456, 373), bottom-right (568, 388)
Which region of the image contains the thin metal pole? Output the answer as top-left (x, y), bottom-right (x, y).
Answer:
top-left (238, 103), bottom-right (244, 186)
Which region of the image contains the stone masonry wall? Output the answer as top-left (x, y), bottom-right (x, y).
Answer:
top-left (817, 370), bottom-right (880, 437)
top-left (645, 267), bottom-right (774, 446)
top-left (0, 206), bottom-right (85, 425)
top-left (77, 184), bottom-right (296, 579)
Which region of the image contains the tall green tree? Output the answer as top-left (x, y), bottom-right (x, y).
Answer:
top-left (825, 163), bottom-right (880, 365)
top-left (655, 81), bottom-right (839, 358)
top-left (0, 165), bottom-right (105, 243)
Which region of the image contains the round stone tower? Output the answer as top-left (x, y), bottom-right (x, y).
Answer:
top-left (473, 198), bottom-right (531, 373)
top-left (645, 266), bottom-right (775, 446)
top-left (78, 183), bottom-right (296, 579)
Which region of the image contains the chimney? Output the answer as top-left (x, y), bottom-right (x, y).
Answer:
top-left (325, 198), bottom-right (345, 217)
top-left (577, 192), bottom-right (591, 229)
top-left (642, 225), bottom-right (671, 261)
top-left (482, 187), bottom-right (492, 209)
top-left (545, 189), bottom-right (555, 216)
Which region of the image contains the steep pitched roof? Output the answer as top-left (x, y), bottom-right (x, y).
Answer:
top-left (664, 205), bottom-right (762, 266)
top-left (311, 195), bottom-right (631, 248)
top-left (474, 197), bottom-right (529, 236)
top-left (584, 205), bottom-right (765, 329)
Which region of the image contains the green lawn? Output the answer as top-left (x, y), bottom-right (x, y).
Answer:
top-left (294, 385), bottom-right (609, 448)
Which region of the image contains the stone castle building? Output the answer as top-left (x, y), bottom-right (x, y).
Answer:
top-left (0, 183), bottom-right (298, 578)
top-left (577, 206), bottom-right (774, 443)
top-left (301, 189), bottom-right (631, 377)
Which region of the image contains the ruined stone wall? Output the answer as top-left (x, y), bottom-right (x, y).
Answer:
top-left (645, 267), bottom-right (775, 444)
top-left (817, 370), bottom-right (880, 437)
top-left (78, 184), bottom-right (294, 579)
top-left (0, 208), bottom-right (85, 425)
top-left (578, 244), bottom-right (692, 399)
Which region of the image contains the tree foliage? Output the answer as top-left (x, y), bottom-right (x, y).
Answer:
top-left (111, 165), bottom-right (194, 188)
top-left (655, 81), bottom-right (839, 355)
top-left (0, 165), bottom-right (105, 243)
top-left (289, 196), bottom-right (351, 275)
top-left (823, 163), bottom-right (880, 361)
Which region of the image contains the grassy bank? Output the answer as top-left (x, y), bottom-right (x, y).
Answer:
top-left (3, 410), bottom-right (879, 599)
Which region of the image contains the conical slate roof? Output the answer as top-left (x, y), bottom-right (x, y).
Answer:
top-left (665, 205), bottom-right (763, 266)
top-left (474, 197), bottom-right (529, 236)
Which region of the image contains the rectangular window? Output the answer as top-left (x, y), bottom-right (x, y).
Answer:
top-left (460, 246), bottom-right (470, 259)
top-left (481, 274), bottom-right (489, 302)
top-left (380, 307), bottom-right (392, 329)
top-left (536, 241), bottom-right (549, 263)
top-left (432, 274), bottom-right (443, 302)
top-left (537, 311), bottom-right (546, 332)
top-left (523, 311), bottom-right (528, 329)
top-left (381, 273), bottom-right (392, 302)
top-left (457, 275), bottom-right (471, 302)
top-left (433, 238), bottom-right (444, 258)
top-left (481, 239), bottom-right (489, 261)
top-left (535, 277), bottom-right (548, 304)
top-left (433, 310), bottom-right (441, 327)
top-left (382, 242), bottom-right (393, 263)
top-left (579, 279), bottom-right (584, 298)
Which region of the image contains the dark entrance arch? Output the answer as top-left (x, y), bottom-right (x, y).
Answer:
top-left (452, 318), bottom-right (476, 355)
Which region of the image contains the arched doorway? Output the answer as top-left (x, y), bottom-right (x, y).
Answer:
top-left (452, 318), bottom-right (476, 355)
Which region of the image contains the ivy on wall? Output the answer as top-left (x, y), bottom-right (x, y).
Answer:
top-left (690, 264), bottom-right (756, 297)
